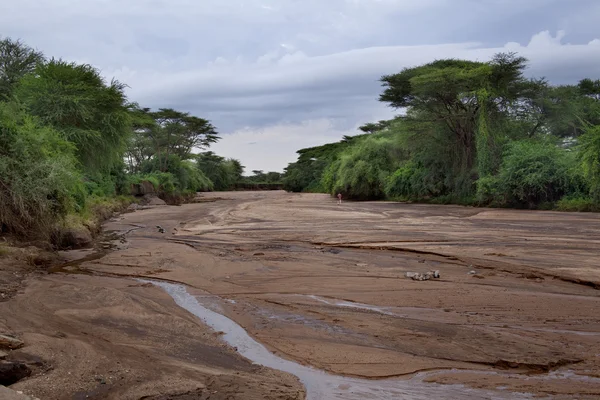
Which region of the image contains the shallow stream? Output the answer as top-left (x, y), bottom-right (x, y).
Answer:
top-left (150, 281), bottom-right (532, 400)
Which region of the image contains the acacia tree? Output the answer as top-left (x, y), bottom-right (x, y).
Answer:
top-left (379, 53), bottom-right (532, 179)
top-left (359, 120), bottom-right (393, 134)
top-left (0, 37), bottom-right (44, 99)
top-left (148, 108), bottom-right (219, 172)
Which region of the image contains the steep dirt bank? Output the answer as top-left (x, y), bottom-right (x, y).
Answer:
top-left (2, 191), bottom-right (600, 398)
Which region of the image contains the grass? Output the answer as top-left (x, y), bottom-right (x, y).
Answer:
top-left (555, 196), bottom-right (600, 212)
top-left (52, 194), bottom-right (136, 248)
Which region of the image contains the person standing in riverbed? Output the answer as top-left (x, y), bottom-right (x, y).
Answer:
top-left (337, 193), bottom-right (342, 204)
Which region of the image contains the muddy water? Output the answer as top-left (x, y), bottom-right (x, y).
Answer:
top-left (151, 281), bottom-right (531, 400)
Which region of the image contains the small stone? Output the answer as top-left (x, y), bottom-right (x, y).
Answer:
top-left (468, 270), bottom-right (477, 275)
top-left (0, 350), bottom-right (7, 359)
top-left (0, 334), bottom-right (24, 350)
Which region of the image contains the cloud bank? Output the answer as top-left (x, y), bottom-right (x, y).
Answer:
top-left (2, 0), bottom-right (599, 172)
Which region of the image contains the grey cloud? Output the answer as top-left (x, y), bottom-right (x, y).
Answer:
top-left (2, 0), bottom-right (600, 171)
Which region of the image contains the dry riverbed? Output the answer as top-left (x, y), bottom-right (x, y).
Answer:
top-left (1, 191), bottom-right (600, 399)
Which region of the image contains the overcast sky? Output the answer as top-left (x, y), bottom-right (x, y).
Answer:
top-left (2, 0), bottom-right (600, 173)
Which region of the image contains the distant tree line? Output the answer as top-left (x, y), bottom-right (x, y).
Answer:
top-left (0, 37), bottom-right (282, 243)
top-left (283, 53), bottom-right (600, 211)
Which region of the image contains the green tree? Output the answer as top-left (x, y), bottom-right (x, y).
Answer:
top-left (380, 53), bottom-right (530, 174)
top-left (358, 120), bottom-right (393, 134)
top-left (149, 108), bottom-right (219, 172)
top-left (125, 105), bottom-right (157, 173)
top-left (197, 151), bottom-right (236, 190)
top-left (0, 37), bottom-right (44, 99)
top-left (15, 59), bottom-right (131, 172)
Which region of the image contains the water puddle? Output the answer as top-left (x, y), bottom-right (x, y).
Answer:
top-left (149, 281), bottom-right (531, 400)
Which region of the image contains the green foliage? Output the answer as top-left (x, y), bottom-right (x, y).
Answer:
top-left (0, 37), bottom-right (227, 245)
top-left (385, 160), bottom-right (447, 200)
top-left (579, 125), bottom-right (600, 201)
top-left (139, 154), bottom-right (213, 194)
top-left (126, 107), bottom-right (219, 173)
top-left (0, 37), bottom-right (44, 99)
top-left (322, 133), bottom-right (404, 200)
top-left (380, 53), bottom-right (530, 174)
top-left (283, 134), bottom-right (367, 193)
top-left (196, 152), bottom-right (235, 190)
top-left (555, 195), bottom-right (600, 212)
top-left (476, 141), bottom-right (584, 208)
top-left (284, 52), bottom-right (599, 212)
top-left (15, 59), bottom-right (131, 172)
top-left (0, 102), bottom-right (84, 239)
top-left (358, 120), bottom-right (393, 134)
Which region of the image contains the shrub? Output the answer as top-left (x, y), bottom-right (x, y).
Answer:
top-left (477, 140), bottom-right (584, 208)
top-left (0, 102), bottom-right (84, 239)
top-left (385, 160), bottom-right (448, 200)
top-left (579, 125), bottom-right (600, 201)
top-left (140, 154), bottom-right (214, 194)
top-left (556, 195), bottom-right (600, 212)
top-left (322, 134), bottom-right (404, 200)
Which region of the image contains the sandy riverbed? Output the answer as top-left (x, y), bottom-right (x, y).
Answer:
top-left (2, 191), bottom-right (600, 399)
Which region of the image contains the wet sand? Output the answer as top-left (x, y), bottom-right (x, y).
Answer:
top-left (2, 191), bottom-right (600, 399)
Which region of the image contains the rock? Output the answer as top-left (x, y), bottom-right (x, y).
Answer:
top-left (356, 263), bottom-right (368, 267)
top-left (58, 227), bottom-right (93, 249)
top-left (0, 361), bottom-right (31, 385)
top-left (405, 270), bottom-right (440, 281)
top-left (130, 180), bottom-right (156, 196)
top-left (143, 194), bottom-right (166, 206)
top-left (0, 351), bottom-right (7, 359)
top-left (0, 335), bottom-right (24, 350)
top-left (127, 203), bottom-right (140, 211)
top-left (0, 386), bottom-right (38, 400)
top-left (468, 270), bottom-right (477, 275)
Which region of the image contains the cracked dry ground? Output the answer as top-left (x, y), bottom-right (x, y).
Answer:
top-left (3, 191), bottom-right (600, 399)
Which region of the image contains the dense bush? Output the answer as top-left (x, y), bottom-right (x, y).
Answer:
top-left (322, 134), bottom-right (404, 200)
top-left (385, 160), bottom-right (448, 200)
top-left (140, 154), bottom-right (213, 194)
top-left (0, 102), bottom-right (84, 238)
top-left (476, 141), bottom-right (586, 208)
top-left (579, 125), bottom-right (600, 201)
top-left (196, 152), bottom-right (243, 191)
